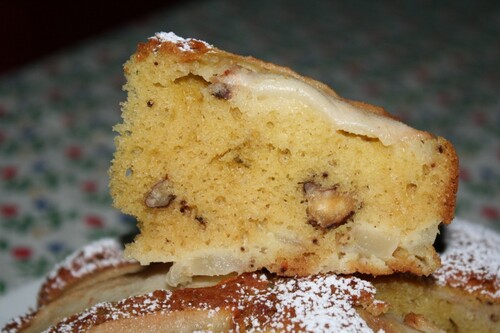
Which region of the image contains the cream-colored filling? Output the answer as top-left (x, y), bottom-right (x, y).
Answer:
top-left (214, 70), bottom-right (424, 146)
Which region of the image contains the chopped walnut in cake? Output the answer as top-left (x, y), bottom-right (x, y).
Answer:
top-left (303, 181), bottom-right (356, 229)
top-left (208, 82), bottom-right (232, 100)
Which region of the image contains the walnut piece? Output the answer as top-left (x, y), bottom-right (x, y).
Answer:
top-left (145, 179), bottom-right (176, 208)
top-left (303, 182), bottom-right (356, 229)
top-left (208, 82), bottom-right (232, 100)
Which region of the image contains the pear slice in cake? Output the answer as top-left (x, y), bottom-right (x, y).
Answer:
top-left (109, 32), bottom-right (458, 285)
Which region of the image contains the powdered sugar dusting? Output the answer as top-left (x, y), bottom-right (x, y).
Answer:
top-left (43, 273), bottom-right (381, 332)
top-left (263, 275), bottom-right (376, 332)
top-left (43, 290), bottom-right (175, 333)
top-left (433, 218), bottom-right (500, 299)
top-left (38, 238), bottom-right (136, 305)
top-left (2, 310), bottom-right (35, 333)
top-left (151, 32), bottom-right (212, 52)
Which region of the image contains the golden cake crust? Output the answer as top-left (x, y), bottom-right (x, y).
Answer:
top-left (37, 239), bottom-right (140, 307)
top-left (42, 273), bottom-right (385, 333)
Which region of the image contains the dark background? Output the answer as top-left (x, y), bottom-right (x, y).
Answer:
top-left (0, 1), bottom-right (185, 75)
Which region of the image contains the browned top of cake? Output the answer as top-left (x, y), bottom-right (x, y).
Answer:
top-left (37, 239), bottom-right (138, 307)
top-left (44, 272), bottom-right (384, 332)
top-left (2, 311), bottom-right (35, 333)
top-left (136, 32), bottom-right (212, 60)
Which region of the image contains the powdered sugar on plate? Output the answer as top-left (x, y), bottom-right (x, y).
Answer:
top-left (150, 32), bottom-right (212, 52)
top-left (433, 218), bottom-right (500, 299)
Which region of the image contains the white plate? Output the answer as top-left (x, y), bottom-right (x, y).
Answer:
top-left (0, 279), bottom-right (42, 328)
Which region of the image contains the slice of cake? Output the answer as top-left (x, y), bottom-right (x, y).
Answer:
top-left (109, 32), bottom-right (458, 285)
